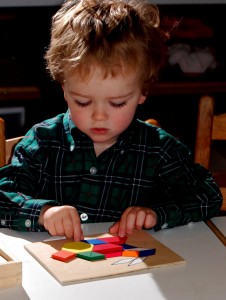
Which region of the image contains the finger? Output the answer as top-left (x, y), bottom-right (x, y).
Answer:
top-left (80, 228), bottom-right (84, 240)
top-left (109, 221), bottom-right (120, 234)
top-left (135, 210), bottom-right (146, 230)
top-left (117, 208), bottom-right (134, 237)
top-left (125, 209), bottom-right (137, 235)
top-left (144, 211), bottom-right (157, 229)
top-left (54, 218), bottom-right (65, 237)
top-left (46, 221), bottom-right (57, 237)
top-left (63, 217), bottom-right (74, 239)
top-left (70, 210), bottom-right (82, 241)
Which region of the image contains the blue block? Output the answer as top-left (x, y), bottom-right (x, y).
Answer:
top-left (139, 248), bottom-right (156, 257)
top-left (122, 244), bottom-right (136, 250)
top-left (84, 239), bottom-right (107, 245)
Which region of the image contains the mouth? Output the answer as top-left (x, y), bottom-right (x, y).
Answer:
top-left (90, 128), bottom-right (109, 134)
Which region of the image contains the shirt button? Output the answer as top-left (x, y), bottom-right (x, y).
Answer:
top-left (120, 150), bottom-right (124, 155)
top-left (161, 223), bottom-right (168, 229)
top-left (80, 213), bottom-right (88, 221)
top-left (1, 219), bottom-right (6, 226)
top-left (25, 219), bottom-right (31, 228)
top-left (90, 167), bottom-right (97, 175)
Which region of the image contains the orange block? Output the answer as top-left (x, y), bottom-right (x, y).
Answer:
top-left (122, 250), bottom-right (139, 257)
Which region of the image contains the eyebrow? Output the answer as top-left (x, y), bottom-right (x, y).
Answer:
top-left (70, 91), bottom-right (134, 100)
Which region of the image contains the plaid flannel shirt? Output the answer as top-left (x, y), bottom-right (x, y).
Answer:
top-left (0, 111), bottom-right (222, 231)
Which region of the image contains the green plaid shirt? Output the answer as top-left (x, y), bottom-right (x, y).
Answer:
top-left (0, 111), bottom-right (222, 232)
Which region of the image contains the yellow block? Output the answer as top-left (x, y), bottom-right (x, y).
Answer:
top-left (62, 241), bottom-right (93, 254)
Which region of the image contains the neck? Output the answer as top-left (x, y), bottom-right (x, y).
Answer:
top-left (94, 141), bottom-right (116, 157)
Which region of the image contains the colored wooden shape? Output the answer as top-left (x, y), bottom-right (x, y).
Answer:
top-left (62, 241), bottom-right (93, 254)
top-left (122, 250), bottom-right (139, 257)
top-left (93, 243), bottom-right (123, 254)
top-left (104, 251), bottom-right (123, 258)
top-left (121, 244), bottom-right (136, 250)
top-left (25, 230), bottom-right (186, 285)
top-left (84, 239), bottom-right (107, 245)
top-left (99, 236), bottom-right (127, 245)
top-left (77, 251), bottom-right (105, 261)
top-left (52, 250), bottom-right (76, 262)
top-left (139, 248), bottom-right (156, 257)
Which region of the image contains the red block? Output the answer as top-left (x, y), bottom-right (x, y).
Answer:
top-left (105, 251), bottom-right (123, 258)
top-left (93, 243), bottom-right (123, 254)
top-left (98, 236), bottom-right (127, 245)
top-left (52, 250), bottom-right (76, 262)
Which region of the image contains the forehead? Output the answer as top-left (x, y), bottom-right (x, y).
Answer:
top-left (64, 66), bottom-right (141, 85)
top-left (64, 59), bottom-right (142, 82)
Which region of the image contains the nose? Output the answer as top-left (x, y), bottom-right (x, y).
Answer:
top-left (92, 104), bottom-right (108, 121)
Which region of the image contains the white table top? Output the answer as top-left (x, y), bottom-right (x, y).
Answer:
top-left (0, 217), bottom-right (226, 300)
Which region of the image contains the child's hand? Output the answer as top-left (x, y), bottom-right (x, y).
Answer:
top-left (39, 205), bottom-right (83, 241)
top-left (109, 206), bottom-right (157, 237)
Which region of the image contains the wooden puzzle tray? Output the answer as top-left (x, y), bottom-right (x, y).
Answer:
top-left (25, 230), bottom-right (185, 285)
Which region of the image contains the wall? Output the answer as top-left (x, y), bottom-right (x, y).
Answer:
top-left (0, 0), bottom-right (225, 6)
top-left (0, 2), bottom-right (225, 150)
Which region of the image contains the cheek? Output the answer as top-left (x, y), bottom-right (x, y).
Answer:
top-left (69, 108), bottom-right (87, 128)
top-left (111, 108), bottom-right (136, 129)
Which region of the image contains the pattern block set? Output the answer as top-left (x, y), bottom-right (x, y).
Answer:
top-left (51, 235), bottom-right (156, 262)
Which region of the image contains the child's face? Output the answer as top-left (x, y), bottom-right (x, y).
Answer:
top-left (62, 68), bottom-right (146, 154)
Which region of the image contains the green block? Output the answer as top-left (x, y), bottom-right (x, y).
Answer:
top-left (77, 251), bottom-right (105, 261)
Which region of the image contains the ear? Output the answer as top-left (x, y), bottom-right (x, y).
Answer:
top-left (138, 94), bottom-right (146, 104)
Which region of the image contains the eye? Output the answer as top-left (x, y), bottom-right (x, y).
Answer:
top-left (74, 100), bottom-right (91, 107)
top-left (110, 102), bottom-right (127, 109)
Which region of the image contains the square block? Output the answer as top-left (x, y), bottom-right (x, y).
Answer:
top-left (77, 251), bottom-right (105, 261)
top-left (52, 250), bottom-right (76, 262)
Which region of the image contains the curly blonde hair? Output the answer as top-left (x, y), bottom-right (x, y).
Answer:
top-left (45, 0), bottom-right (166, 95)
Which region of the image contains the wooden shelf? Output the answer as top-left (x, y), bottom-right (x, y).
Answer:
top-left (149, 81), bottom-right (226, 96)
top-left (0, 86), bottom-right (41, 101)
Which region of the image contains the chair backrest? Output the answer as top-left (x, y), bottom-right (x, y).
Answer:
top-left (0, 118), bottom-right (5, 167)
top-left (195, 95), bottom-right (226, 212)
top-left (145, 118), bottom-right (161, 127)
top-left (0, 118), bottom-right (23, 167)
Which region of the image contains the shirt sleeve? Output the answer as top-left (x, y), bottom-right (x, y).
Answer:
top-left (152, 144), bottom-right (223, 231)
top-left (0, 136), bottom-right (58, 232)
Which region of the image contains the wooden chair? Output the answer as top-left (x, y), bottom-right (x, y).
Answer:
top-left (145, 118), bottom-right (161, 127)
top-left (0, 118), bottom-right (23, 167)
top-left (146, 104), bottom-right (226, 213)
top-left (195, 95), bottom-right (226, 212)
